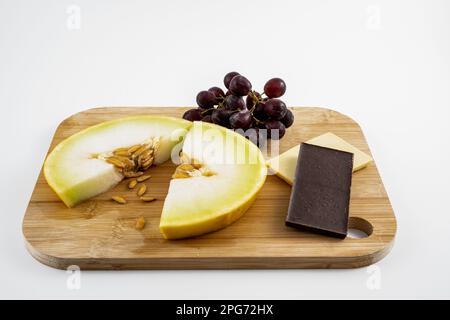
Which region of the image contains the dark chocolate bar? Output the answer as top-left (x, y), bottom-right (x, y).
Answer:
top-left (285, 143), bottom-right (353, 238)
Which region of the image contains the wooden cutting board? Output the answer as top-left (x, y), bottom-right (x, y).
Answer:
top-left (22, 107), bottom-right (396, 269)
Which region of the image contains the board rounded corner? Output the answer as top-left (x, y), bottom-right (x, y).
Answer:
top-left (370, 238), bottom-right (396, 267)
top-left (23, 235), bottom-right (70, 270)
top-left (349, 237), bottom-right (396, 269)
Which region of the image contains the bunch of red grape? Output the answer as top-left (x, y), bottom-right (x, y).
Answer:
top-left (182, 72), bottom-right (294, 144)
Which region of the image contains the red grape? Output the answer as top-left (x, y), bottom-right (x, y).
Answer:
top-left (208, 87), bottom-right (225, 100)
top-left (264, 99), bottom-right (287, 120)
top-left (280, 109), bottom-right (294, 128)
top-left (225, 95), bottom-right (246, 110)
top-left (253, 102), bottom-right (268, 121)
top-left (229, 110), bottom-right (252, 129)
top-left (196, 90), bottom-right (216, 109)
top-left (211, 108), bottom-right (233, 128)
top-left (264, 78), bottom-right (286, 98)
top-left (223, 71), bottom-right (240, 89)
top-left (183, 108), bottom-right (203, 121)
top-left (201, 114), bottom-right (213, 123)
top-left (265, 119), bottom-right (286, 139)
top-left (229, 75), bottom-right (252, 96)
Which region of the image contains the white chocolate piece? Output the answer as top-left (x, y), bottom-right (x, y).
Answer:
top-left (267, 132), bottom-right (373, 185)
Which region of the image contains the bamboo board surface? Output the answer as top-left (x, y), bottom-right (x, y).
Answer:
top-left (22, 107), bottom-right (396, 269)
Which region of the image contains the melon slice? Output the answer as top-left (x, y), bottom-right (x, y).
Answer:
top-left (45, 117), bottom-right (267, 239)
top-left (44, 116), bottom-right (191, 207)
top-left (160, 121), bottom-right (267, 239)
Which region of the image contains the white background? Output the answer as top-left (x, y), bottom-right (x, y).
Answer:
top-left (1, 0), bottom-right (449, 299)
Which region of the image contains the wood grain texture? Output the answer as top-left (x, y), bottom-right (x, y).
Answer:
top-left (22, 107), bottom-right (396, 269)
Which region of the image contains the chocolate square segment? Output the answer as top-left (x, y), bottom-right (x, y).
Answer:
top-left (285, 143), bottom-right (354, 238)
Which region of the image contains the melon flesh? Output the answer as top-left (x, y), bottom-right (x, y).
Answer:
top-left (44, 116), bottom-right (191, 207)
top-left (160, 121), bottom-right (267, 239)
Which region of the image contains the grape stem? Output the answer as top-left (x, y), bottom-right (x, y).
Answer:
top-left (251, 115), bottom-right (263, 125)
top-left (200, 108), bottom-right (213, 116)
top-left (217, 101), bottom-right (225, 109)
top-left (248, 90), bottom-right (262, 112)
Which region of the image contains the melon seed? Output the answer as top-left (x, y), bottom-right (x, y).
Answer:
top-left (128, 179), bottom-right (138, 189)
top-left (137, 174), bottom-right (151, 182)
top-left (111, 196), bottom-right (126, 204)
top-left (140, 196), bottom-right (156, 202)
top-left (135, 216), bottom-right (146, 230)
top-left (137, 184), bottom-right (147, 196)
